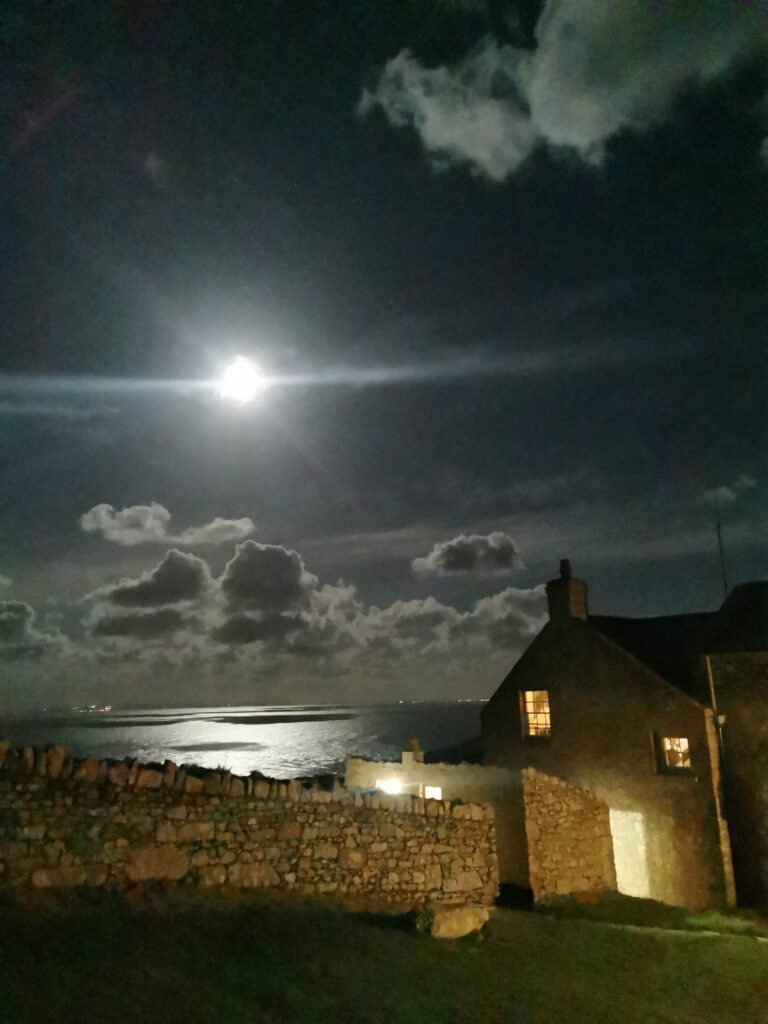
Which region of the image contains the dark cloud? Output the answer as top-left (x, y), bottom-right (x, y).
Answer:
top-left (412, 531), bottom-right (521, 574)
top-left (106, 549), bottom-right (211, 607)
top-left (91, 608), bottom-right (187, 638)
top-left (0, 601), bottom-right (64, 660)
top-left (212, 612), bottom-right (302, 646)
top-left (220, 541), bottom-right (318, 612)
top-left (81, 502), bottom-right (255, 547)
top-left (362, 3), bottom-right (766, 179)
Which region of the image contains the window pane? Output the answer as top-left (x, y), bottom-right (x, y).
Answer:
top-left (424, 785), bottom-right (442, 800)
top-left (662, 737), bottom-right (690, 769)
top-left (522, 690), bottom-right (551, 736)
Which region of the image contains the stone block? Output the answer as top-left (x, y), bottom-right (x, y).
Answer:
top-left (125, 844), bottom-right (190, 882)
top-left (136, 769), bottom-right (163, 790)
top-left (156, 821), bottom-right (177, 843)
top-left (227, 861), bottom-right (279, 887)
top-left (340, 847), bottom-right (367, 869)
top-left (278, 820), bottom-right (302, 841)
top-left (315, 842), bottom-right (339, 860)
top-left (166, 804), bottom-right (188, 821)
top-left (178, 821), bottom-right (214, 842)
top-left (456, 870), bottom-right (483, 892)
top-left (184, 775), bottom-right (205, 795)
top-left (418, 903), bottom-right (490, 939)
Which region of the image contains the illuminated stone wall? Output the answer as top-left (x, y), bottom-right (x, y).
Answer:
top-left (522, 768), bottom-right (616, 900)
top-left (345, 755), bottom-right (528, 888)
top-left (0, 742), bottom-right (498, 908)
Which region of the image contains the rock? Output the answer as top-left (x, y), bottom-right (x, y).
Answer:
top-left (0, 739), bottom-right (9, 768)
top-left (229, 777), bottom-right (245, 797)
top-left (340, 847), bottom-right (367, 869)
top-left (163, 761), bottom-right (177, 788)
top-left (418, 903), bottom-right (490, 939)
top-left (277, 820), bottom-right (301, 841)
top-left (166, 804), bottom-right (188, 821)
top-left (456, 870), bottom-right (483, 892)
top-left (125, 844), bottom-right (189, 882)
top-left (136, 769), bottom-right (163, 790)
top-left (315, 843), bottom-right (339, 860)
top-left (108, 762), bottom-right (129, 786)
top-left (32, 866), bottom-right (93, 888)
top-left (156, 821), bottom-right (177, 843)
top-left (227, 861), bottom-right (279, 887)
top-left (178, 820), bottom-right (214, 842)
top-left (47, 745), bottom-right (67, 779)
top-left (74, 757), bottom-right (102, 783)
top-left (184, 775), bottom-right (205, 795)
top-left (34, 751), bottom-right (48, 777)
top-left (203, 773), bottom-right (222, 795)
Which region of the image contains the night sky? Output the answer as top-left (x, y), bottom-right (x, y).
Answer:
top-left (0, 0), bottom-right (766, 709)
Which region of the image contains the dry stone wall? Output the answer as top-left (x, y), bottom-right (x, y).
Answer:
top-left (523, 767), bottom-right (616, 900)
top-left (0, 741), bottom-right (498, 908)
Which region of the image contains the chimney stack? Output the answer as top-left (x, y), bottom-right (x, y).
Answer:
top-left (546, 558), bottom-right (588, 623)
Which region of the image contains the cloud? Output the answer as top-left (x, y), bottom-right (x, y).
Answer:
top-left (704, 473), bottom-right (757, 509)
top-left (90, 608), bottom-right (188, 638)
top-left (412, 531), bottom-right (521, 574)
top-left (212, 612), bottom-right (303, 646)
top-left (102, 549), bottom-right (211, 608)
top-left (0, 575), bottom-right (12, 597)
top-left (359, 41), bottom-right (537, 182)
top-left (361, 3), bottom-right (765, 179)
top-left (220, 541), bottom-right (319, 612)
top-left (0, 600), bottom-right (64, 660)
top-left (81, 502), bottom-right (255, 547)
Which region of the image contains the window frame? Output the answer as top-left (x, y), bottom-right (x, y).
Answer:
top-left (652, 732), bottom-right (695, 775)
top-left (520, 689), bottom-right (552, 740)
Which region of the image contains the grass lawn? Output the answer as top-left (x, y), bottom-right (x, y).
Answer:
top-left (0, 890), bottom-right (766, 1024)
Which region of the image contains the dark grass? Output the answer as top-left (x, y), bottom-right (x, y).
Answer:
top-left (0, 890), bottom-right (766, 1024)
top-left (536, 890), bottom-right (768, 936)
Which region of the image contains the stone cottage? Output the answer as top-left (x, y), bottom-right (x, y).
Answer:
top-left (347, 561), bottom-right (768, 910)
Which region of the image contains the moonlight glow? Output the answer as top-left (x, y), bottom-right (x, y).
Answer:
top-left (217, 357), bottom-right (268, 403)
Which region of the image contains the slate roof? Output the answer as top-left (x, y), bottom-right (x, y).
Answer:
top-left (590, 582), bottom-right (768, 699)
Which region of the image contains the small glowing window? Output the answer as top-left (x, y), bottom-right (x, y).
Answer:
top-left (376, 778), bottom-right (402, 795)
top-left (662, 737), bottom-right (691, 769)
top-left (424, 785), bottom-right (442, 800)
top-left (521, 690), bottom-right (551, 737)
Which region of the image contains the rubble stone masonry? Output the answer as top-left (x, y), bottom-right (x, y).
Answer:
top-left (0, 741), bottom-right (498, 908)
top-left (523, 768), bottom-right (616, 900)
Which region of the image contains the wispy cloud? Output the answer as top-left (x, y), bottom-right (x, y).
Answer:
top-left (81, 503), bottom-right (256, 547)
top-left (704, 474), bottom-right (758, 510)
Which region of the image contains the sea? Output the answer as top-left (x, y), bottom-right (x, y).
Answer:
top-left (0, 703), bottom-right (483, 779)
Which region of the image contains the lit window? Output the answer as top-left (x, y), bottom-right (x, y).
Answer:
top-left (424, 785), bottom-right (442, 800)
top-left (376, 778), bottom-right (402, 795)
top-left (521, 690), bottom-right (551, 737)
top-left (662, 737), bottom-right (690, 769)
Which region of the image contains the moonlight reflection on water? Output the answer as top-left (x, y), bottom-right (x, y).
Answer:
top-left (0, 704), bottom-right (483, 778)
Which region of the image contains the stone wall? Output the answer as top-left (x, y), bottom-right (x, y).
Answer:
top-left (707, 653), bottom-right (768, 906)
top-left (522, 768), bottom-right (616, 900)
top-left (345, 755), bottom-right (526, 886)
top-left (0, 741), bottom-right (498, 908)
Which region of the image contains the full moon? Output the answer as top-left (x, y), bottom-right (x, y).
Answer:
top-left (217, 356), bottom-right (269, 403)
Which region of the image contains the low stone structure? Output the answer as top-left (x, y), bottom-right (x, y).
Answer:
top-left (522, 768), bottom-right (616, 900)
top-left (0, 741), bottom-right (498, 909)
